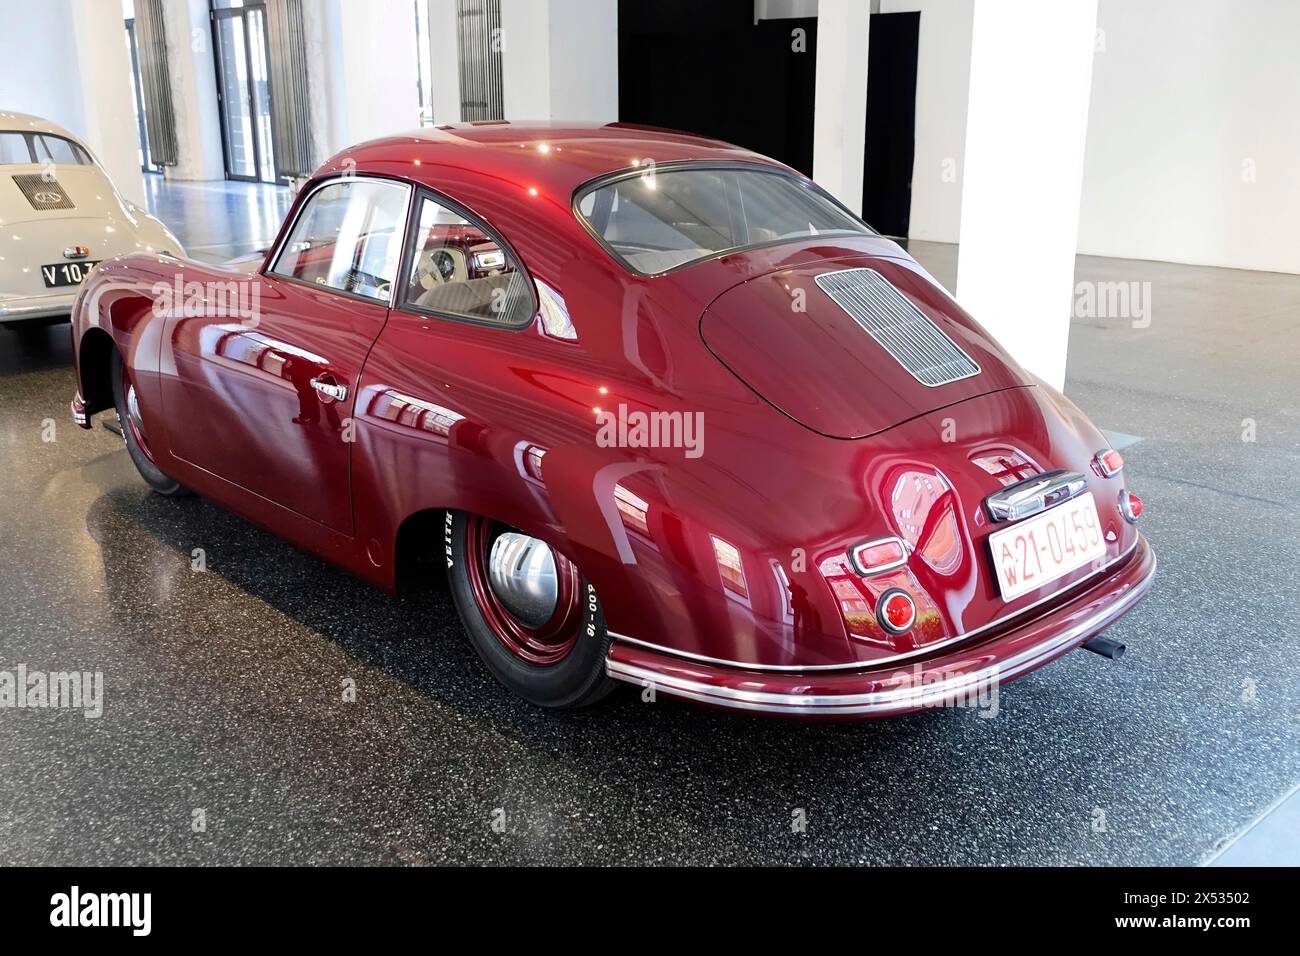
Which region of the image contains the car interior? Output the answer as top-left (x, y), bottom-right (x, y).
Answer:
top-left (403, 198), bottom-right (531, 326)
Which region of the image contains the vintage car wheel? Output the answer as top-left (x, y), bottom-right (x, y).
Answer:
top-left (111, 351), bottom-right (192, 497)
top-left (445, 511), bottom-right (616, 708)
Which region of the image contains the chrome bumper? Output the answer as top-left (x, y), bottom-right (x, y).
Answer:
top-left (606, 535), bottom-right (1156, 718)
top-left (0, 291), bottom-right (77, 321)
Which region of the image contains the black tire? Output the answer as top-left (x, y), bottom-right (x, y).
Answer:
top-left (445, 510), bottom-right (617, 708)
top-left (111, 349), bottom-right (192, 497)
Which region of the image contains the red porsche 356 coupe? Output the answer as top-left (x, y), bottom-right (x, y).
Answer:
top-left (69, 122), bottom-right (1154, 717)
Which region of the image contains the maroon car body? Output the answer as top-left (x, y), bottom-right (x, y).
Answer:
top-left (69, 121), bottom-right (1154, 717)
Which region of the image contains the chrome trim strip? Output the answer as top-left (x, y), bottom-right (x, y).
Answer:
top-left (610, 537), bottom-right (1141, 673)
top-left (606, 550), bottom-right (1155, 715)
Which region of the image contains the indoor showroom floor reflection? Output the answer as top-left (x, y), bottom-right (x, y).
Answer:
top-left (0, 178), bottom-right (1296, 865)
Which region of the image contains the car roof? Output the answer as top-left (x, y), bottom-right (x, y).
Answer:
top-left (0, 111), bottom-right (82, 141)
top-left (323, 121), bottom-right (788, 197)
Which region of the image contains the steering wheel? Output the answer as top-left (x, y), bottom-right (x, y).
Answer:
top-left (417, 249), bottom-right (461, 290)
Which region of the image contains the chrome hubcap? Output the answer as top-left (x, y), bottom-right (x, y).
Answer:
top-left (487, 532), bottom-right (559, 627)
top-left (126, 383), bottom-right (145, 441)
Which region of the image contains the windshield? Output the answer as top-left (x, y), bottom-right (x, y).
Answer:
top-left (0, 131), bottom-right (93, 166)
top-left (576, 165), bottom-right (872, 275)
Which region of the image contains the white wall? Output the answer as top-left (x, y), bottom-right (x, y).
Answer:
top-left (0, 0), bottom-right (144, 205)
top-left (0, 3), bottom-right (87, 134)
top-left (1077, 0), bottom-right (1300, 273)
top-left (500, 0), bottom-right (618, 122)
top-left (886, 0), bottom-right (1300, 273)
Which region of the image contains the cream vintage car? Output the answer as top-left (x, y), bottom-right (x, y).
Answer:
top-left (0, 111), bottom-right (183, 328)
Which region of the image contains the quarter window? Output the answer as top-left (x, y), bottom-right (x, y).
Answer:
top-left (271, 179), bottom-right (411, 302)
top-left (401, 194), bottom-right (533, 327)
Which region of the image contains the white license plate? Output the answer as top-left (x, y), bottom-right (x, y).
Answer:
top-left (988, 492), bottom-right (1107, 601)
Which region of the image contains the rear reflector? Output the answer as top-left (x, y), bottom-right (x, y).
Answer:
top-left (1093, 448), bottom-right (1124, 477)
top-left (876, 589), bottom-right (916, 635)
top-left (1120, 489), bottom-right (1143, 523)
top-left (849, 536), bottom-right (907, 575)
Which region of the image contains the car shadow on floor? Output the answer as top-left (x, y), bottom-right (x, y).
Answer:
top-left (82, 483), bottom-right (960, 776)
top-left (0, 321), bottom-right (75, 375)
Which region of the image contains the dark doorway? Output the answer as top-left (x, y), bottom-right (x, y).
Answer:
top-left (862, 11), bottom-right (920, 238)
top-left (618, 0), bottom-right (817, 176)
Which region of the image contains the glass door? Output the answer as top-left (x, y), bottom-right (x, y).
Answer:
top-left (212, 1), bottom-right (279, 183)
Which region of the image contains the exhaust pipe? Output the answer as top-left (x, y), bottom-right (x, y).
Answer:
top-left (1082, 636), bottom-right (1126, 660)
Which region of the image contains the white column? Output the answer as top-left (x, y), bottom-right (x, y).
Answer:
top-left (812, 0), bottom-right (870, 213)
top-left (306, 0), bottom-right (421, 157)
top-left (162, 0), bottom-right (224, 182)
top-left (955, 0), bottom-right (1098, 390)
top-left (68, 0), bottom-right (146, 203)
top-left (500, 0), bottom-right (617, 122)
top-left (338, 0), bottom-right (422, 142)
top-left (427, 0), bottom-right (462, 124)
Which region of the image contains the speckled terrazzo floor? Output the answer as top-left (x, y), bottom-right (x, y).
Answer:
top-left (0, 184), bottom-right (1296, 865)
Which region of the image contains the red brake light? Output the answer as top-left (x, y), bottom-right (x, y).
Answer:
top-left (1093, 449), bottom-right (1124, 477)
top-left (876, 589), bottom-right (916, 634)
top-left (1121, 490), bottom-right (1144, 523)
top-left (849, 537), bottom-right (907, 575)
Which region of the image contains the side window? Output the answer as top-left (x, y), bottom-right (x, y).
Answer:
top-left (271, 179), bottom-right (411, 302)
top-left (401, 194), bottom-right (534, 327)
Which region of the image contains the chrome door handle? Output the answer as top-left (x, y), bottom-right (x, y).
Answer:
top-left (310, 377), bottom-right (348, 402)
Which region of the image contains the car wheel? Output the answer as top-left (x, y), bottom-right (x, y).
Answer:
top-left (111, 349), bottom-right (192, 497)
top-left (445, 510), bottom-right (617, 708)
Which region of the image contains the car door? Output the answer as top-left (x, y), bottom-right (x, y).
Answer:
top-left (162, 176), bottom-right (412, 533)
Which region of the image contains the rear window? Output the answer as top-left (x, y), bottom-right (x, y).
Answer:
top-left (0, 131), bottom-right (92, 166)
top-left (576, 166), bottom-right (872, 275)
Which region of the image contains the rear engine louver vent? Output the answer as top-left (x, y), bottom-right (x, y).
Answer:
top-left (815, 268), bottom-right (980, 387)
top-left (11, 174), bottom-right (74, 210)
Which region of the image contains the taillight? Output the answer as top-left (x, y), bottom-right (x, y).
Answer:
top-left (1093, 448), bottom-right (1124, 477)
top-left (1120, 489), bottom-right (1144, 523)
top-left (876, 589), bottom-right (916, 634)
top-left (849, 536), bottom-right (907, 575)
